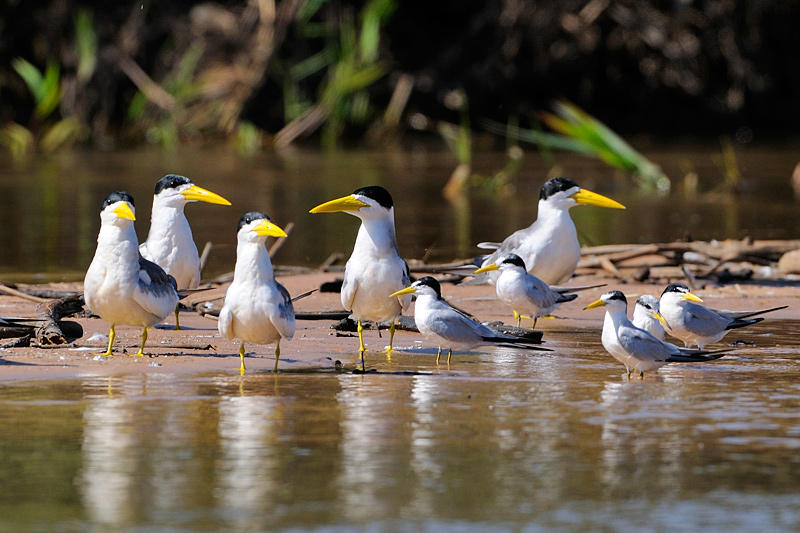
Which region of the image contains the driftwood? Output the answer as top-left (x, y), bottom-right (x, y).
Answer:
top-left (35, 295), bottom-right (85, 345)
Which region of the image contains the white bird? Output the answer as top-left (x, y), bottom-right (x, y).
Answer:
top-left (84, 191), bottom-right (179, 357)
top-left (632, 294), bottom-right (665, 340)
top-left (390, 277), bottom-right (550, 364)
top-left (659, 282), bottom-right (787, 349)
top-left (475, 177), bottom-right (625, 285)
top-left (139, 174), bottom-right (231, 329)
top-left (309, 185), bottom-right (411, 353)
top-left (584, 290), bottom-right (727, 378)
top-left (217, 212), bottom-right (294, 375)
top-left (474, 253), bottom-right (603, 329)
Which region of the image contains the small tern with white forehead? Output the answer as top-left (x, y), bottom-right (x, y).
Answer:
top-left (390, 277), bottom-right (550, 364)
top-left (474, 177), bottom-right (625, 285)
top-left (140, 174), bottom-right (231, 329)
top-left (474, 253), bottom-right (604, 329)
top-left (659, 283), bottom-right (787, 349)
top-left (218, 212), bottom-right (294, 374)
top-left (633, 294), bottom-right (665, 340)
top-left (84, 191), bottom-right (179, 357)
top-left (584, 290), bottom-right (728, 378)
top-left (310, 185), bottom-right (410, 354)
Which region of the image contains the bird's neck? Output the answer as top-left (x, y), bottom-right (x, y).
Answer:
top-left (604, 308), bottom-right (629, 329)
top-left (234, 241), bottom-right (274, 283)
top-left (536, 200), bottom-right (574, 228)
top-left (96, 223), bottom-right (139, 263)
top-left (354, 213), bottom-right (398, 256)
top-left (146, 199), bottom-right (191, 244)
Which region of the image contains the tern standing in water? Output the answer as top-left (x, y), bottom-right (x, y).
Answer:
top-left (139, 174), bottom-right (231, 329)
top-left (632, 294), bottom-right (665, 340)
top-left (84, 191), bottom-right (179, 357)
top-left (218, 212), bottom-right (294, 374)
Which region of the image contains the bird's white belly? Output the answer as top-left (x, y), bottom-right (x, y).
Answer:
top-left (225, 285), bottom-right (282, 345)
top-left (496, 281), bottom-right (549, 317)
top-left (85, 271), bottom-right (156, 327)
top-left (346, 260), bottom-right (405, 322)
top-left (141, 240), bottom-right (199, 289)
top-left (523, 242), bottom-right (580, 285)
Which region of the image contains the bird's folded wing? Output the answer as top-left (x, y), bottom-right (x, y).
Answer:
top-left (476, 242), bottom-right (501, 250)
top-left (217, 306), bottom-right (234, 339)
top-left (133, 256), bottom-right (178, 318)
top-left (617, 325), bottom-right (672, 359)
top-left (269, 283), bottom-right (295, 339)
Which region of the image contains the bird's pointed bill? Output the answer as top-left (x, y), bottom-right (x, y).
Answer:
top-left (583, 298), bottom-right (607, 310)
top-left (309, 195), bottom-right (370, 214)
top-left (570, 188), bottom-right (626, 209)
top-left (390, 286), bottom-right (416, 298)
top-left (682, 292), bottom-right (703, 302)
top-left (653, 311), bottom-right (669, 327)
top-left (181, 185), bottom-right (232, 205)
top-left (113, 202), bottom-right (136, 220)
top-left (473, 263), bottom-right (499, 274)
top-left (252, 219), bottom-right (288, 237)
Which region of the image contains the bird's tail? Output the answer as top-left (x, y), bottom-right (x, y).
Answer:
top-left (552, 283), bottom-right (607, 294)
top-left (490, 341), bottom-right (553, 352)
top-left (726, 305), bottom-right (788, 322)
top-left (724, 317), bottom-right (764, 330)
top-left (667, 347), bottom-right (732, 363)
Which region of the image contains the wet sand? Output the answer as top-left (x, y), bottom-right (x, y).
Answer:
top-left (1, 272), bottom-right (798, 382)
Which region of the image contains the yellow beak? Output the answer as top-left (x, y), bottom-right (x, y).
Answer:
top-left (390, 286), bottom-right (416, 298)
top-left (181, 185), bottom-right (231, 205)
top-left (309, 195), bottom-right (370, 214)
top-left (570, 188), bottom-right (626, 209)
top-left (653, 311), bottom-right (669, 328)
top-left (583, 298), bottom-right (607, 310)
top-left (682, 292), bottom-right (703, 303)
top-left (113, 202), bottom-right (136, 221)
top-left (252, 219), bottom-right (288, 238)
top-left (474, 263), bottom-right (499, 274)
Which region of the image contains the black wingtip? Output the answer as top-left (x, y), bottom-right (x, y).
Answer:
top-left (724, 317), bottom-right (764, 330)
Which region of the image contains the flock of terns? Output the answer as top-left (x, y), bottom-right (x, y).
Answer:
top-left (82, 175), bottom-right (786, 377)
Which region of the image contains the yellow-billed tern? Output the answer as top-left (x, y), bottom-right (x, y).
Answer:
top-left (474, 253), bottom-right (603, 329)
top-left (84, 191), bottom-right (179, 357)
top-left (390, 276), bottom-right (551, 364)
top-left (632, 294), bottom-right (665, 341)
top-left (476, 177), bottom-right (625, 285)
top-left (310, 185), bottom-right (410, 353)
top-left (218, 212), bottom-right (294, 374)
top-left (584, 290), bottom-right (728, 378)
top-left (659, 282), bottom-right (787, 349)
top-left (139, 174), bottom-right (231, 329)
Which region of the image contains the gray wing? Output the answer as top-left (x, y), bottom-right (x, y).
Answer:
top-left (681, 302), bottom-right (732, 336)
top-left (133, 254), bottom-right (179, 319)
top-left (397, 259), bottom-right (412, 312)
top-left (521, 275), bottom-right (560, 309)
top-left (617, 323), bottom-right (678, 361)
top-left (426, 306), bottom-right (488, 345)
top-left (485, 227), bottom-right (529, 264)
top-left (269, 282), bottom-right (295, 339)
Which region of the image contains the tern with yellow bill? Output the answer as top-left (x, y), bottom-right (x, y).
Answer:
top-left (632, 294), bottom-right (665, 340)
top-left (217, 212), bottom-right (294, 374)
top-left (584, 291), bottom-right (728, 378)
top-left (475, 177), bottom-right (625, 285)
top-left (659, 283), bottom-right (787, 349)
top-left (84, 191), bottom-right (179, 357)
top-left (310, 185), bottom-right (411, 355)
top-left (140, 174), bottom-right (231, 329)
top-left (390, 277), bottom-right (550, 364)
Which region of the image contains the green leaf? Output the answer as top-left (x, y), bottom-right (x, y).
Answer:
top-left (12, 58), bottom-right (46, 102)
top-left (75, 9), bottom-right (97, 82)
top-left (34, 62), bottom-right (62, 119)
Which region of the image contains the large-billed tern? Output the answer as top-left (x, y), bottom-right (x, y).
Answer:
top-left (84, 191), bottom-right (179, 357)
top-left (584, 291), bottom-right (727, 378)
top-left (632, 294), bottom-right (665, 340)
top-left (218, 212), bottom-right (293, 374)
top-left (390, 277), bottom-right (551, 364)
top-left (476, 177), bottom-right (625, 285)
top-left (474, 253), bottom-right (603, 329)
top-left (139, 174), bottom-right (231, 329)
top-left (309, 185), bottom-right (411, 354)
top-left (659, 283), bottom-right (787, 349)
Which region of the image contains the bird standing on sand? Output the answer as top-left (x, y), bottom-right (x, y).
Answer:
top-left (390, 277), bottom-right (550, 364)
top-left (474, 253), bottom-right (603, 329)
top-left (309, 185), bottom-right (411, 354)
top-left (84, 191), bottom-right (179, 357)
top-left (475, 177), bottom-right (625, 285)
top-left (218, 212), bottom-right (294, 374)
top-left (584, 291), bottom-right (727, 378)
top-left (659, 282), bottom-right (787, 349)
top-left (139, 174), bottom-right (231, 329)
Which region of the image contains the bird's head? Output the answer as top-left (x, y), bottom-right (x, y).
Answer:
top-left (100, 191), bottom-right (136, 226)
top-left (390, 276), bottom-right (441, 300)
top-left (309, 185), bottom-right (393, 220)
top-left (473, 253), bottom-right (526, 275)
top-left (153, 174), bottom-right (231, 207)
top-left (236, 211), bottom-right (287, 243)
top-left (661, 282), bottom-right (703, 303)
top-left (539, 177), bottom-right (625, 211)
top-left (584, 290), bottom-right (628, 312)
top-left (635, 294), bottom-right (668, 327)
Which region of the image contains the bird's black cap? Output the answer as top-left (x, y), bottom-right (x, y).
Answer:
top-left (500, 254), bottom-right (526, 269)
top-left (539, 177), bottom-right (579, 201)
top-left (662, 282), bottom-right (690, 296)
top-left (154, 174), bottom-right (192, 195)
top-left (635, 295), bottom-right (657, 310)
top-left (237, 211), bottom-right (270, 232)
top-left (415, 276), bottom-right (442, 299)
top-left (605, 290), bottom-right (627, 304)
top-left (101, 191), bottom-right (134, 211)
top-left (353, 185), bottom-right (393, 209)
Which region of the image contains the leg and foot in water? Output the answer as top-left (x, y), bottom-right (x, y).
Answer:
top-left (273, 340), bottom-right (281, 374)
top-left (239, 344), bottom-right (246, 375)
